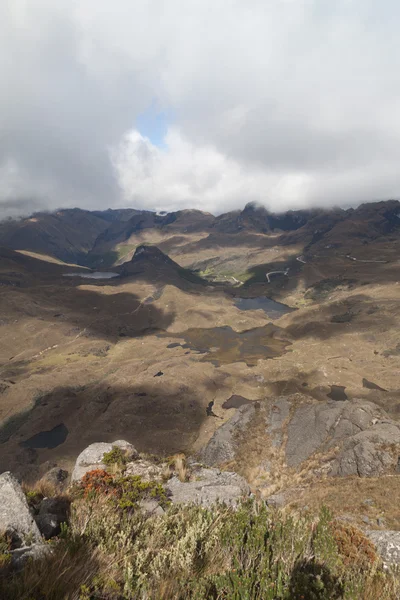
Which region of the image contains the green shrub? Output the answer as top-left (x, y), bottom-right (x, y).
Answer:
top-left (103, 446), bottom-right (129, 467)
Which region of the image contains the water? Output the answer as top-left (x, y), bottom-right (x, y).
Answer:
top-left (20, 423), bottom-right (68, 449)
top-left (160, 324), bottom-right (291, 366)
top-left (327, 385), bottom-right (347, 401)
top-left (63, 272), bottom-right (119, 279)
top-left (234, 296), bottom-right (294, 319)
top-left (222, 395), bottom-right (252, 409)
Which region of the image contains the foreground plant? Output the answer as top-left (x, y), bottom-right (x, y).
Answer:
top-left (0, 492), bottom-right (398, 600)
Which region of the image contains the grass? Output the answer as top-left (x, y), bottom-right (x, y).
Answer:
top-left (1, 478), bottom-right (399, 599)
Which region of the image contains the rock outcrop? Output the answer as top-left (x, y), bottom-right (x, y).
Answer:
top-left (167, 466), bottom-right (250, 507)
top-left (200, 395), bottom-right (400, 481)
top-left (71, 440), bottom-right (138, 481)
top-left (71, 442), bottom-right (250, 508)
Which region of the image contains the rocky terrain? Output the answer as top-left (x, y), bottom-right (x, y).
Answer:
top-left (0, 200), bottom-right (400, 592)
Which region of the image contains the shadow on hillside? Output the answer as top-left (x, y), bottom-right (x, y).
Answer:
top-left (17, 284), bottom-right (176, 342)
top-left (285, 294), bottom-right (397, 341)
top-left (0, 381), bottom-right (208, 480)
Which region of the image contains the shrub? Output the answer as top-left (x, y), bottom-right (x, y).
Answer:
top-left (76, 470), bottom-right (168, 509)
top-left (0, 498), bottom-right (399, 600)
top-left (103, 446), bottom-right (129, 468)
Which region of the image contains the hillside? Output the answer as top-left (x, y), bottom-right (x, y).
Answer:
top-left (0, 200), bottom-right (400, 598)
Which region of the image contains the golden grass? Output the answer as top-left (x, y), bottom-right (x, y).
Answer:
top-left (288, 475), bottom-right (400, 530)
top-left (22, 478), bottom-right (59, 499)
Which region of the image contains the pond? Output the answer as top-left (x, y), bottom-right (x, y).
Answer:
top-left (63, 271), bottom-right (119, 279)
top-left (162, 324), bottom-right (291, 366)
top-left (20, 423), bottom-right (69, 449)
top-left (234, 296), bottom-right (294, 319)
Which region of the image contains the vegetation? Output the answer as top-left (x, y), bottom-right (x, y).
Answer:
top-left (102, 446), bottom-right (129, 468)
top-left (1, 480), bottom-right (399, 600)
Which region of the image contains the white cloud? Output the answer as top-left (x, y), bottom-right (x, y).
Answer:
top-left (1, 0), bottom-right (400, 217)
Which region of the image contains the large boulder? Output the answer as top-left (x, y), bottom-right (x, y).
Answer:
top-left (0, 472), bottom-right (42, 548)
top-left (71, 440), bottom-right (138, 481)
top-left (166, 466), bottom-right (250, 507)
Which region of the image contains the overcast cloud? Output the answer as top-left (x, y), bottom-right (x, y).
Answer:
top-left (1, 0), bottom-right (400, 217)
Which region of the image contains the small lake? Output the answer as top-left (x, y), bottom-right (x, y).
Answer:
top-left (20, 423), bottom-right (68, 449)
top-left (234, 296), bottom-right (294, 319)
top-left (63, 272), bottom-right (119, 280)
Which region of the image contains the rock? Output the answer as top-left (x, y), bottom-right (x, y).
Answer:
top-left (139, 499), bottom-right (165, 516)
top-left (41, 467), bottom-right (68, 488)
top-left (265, 493), bottom-right (286, 508)
top-left (35, 513), bottom-right (61, 540)
top-left (10, 543), bottom-right (51, 570)
top-left (362, 516), bottom-right (370, 525)
top-left (36, 496), bottom-right (70, 539)
top-left (38, 497), bottom-right (70, 518)
top-left (366, 531), bottom-right (400, 566)
top-left (377, 517), bottom-right (386, 527)
top-left (125, 460), bottom-right (164, 481)
top-left (330, 422), bottom-right (400, 477)
top-left (0, 472), bottom-right (42, 548)
top-left (71, 440), bottom-right (138, 481)
top-left (201, 395), bottom-right (400, 481)
top-left (199, 403), bottom-right (259, 466)
top-left (166, 466), bottom-right (250, 507)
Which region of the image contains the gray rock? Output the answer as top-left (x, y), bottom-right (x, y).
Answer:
top-left (331, 422), bottom-right (400, 477)
top-left (71, 440), bottom-right (138, 481)
top-left (265, 493), bottom-right (286, 508)
top-left (199, 404), bottom-right (258, 466)
top-left (285, 400), bottom-right (384, 468)
top-left (41, 467), bottom-right (68, 488)
top-left (125, 460), bottom-right (165, 481)
top-left (36, 496), bottom-right (70, 539)
top-left (362, 516), bottom-right (370, 525)
top-left (11, 543), bottom-right (51, 569)
top-left (366, 531), bottom-right (400, 566)
top-left (266, 398), bottom-right (290, 448)
top-left (35, 513), bottom-right (61, 540)
top-left (200, 395), bottom-right (400, 480)
top-left (139, 499), bottom-right (165, 516)
top-left (167, 466), bottom-right (250, 507)
top-left (0, 472), bottom-right (42, 548)
top-left (38, 497), bottom-right (69, 518)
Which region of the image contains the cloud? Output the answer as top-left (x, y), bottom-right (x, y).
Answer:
top-left (1, 0), bottom-right (400, 217)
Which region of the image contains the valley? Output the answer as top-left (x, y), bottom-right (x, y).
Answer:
top-left (0, 201), bottom-right (400, 528)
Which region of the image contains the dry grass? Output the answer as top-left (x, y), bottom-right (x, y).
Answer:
top-left (287, 475), bottom-right (400, 530)
top-left (22, 478), bottom-right (59, 499)
top-left (166, 453), bottom-right (190, 482)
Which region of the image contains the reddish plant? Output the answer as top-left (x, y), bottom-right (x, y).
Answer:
top-left (80, 470), bottom-right (115, 498)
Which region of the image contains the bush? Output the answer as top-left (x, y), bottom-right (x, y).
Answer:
top-left (0, 498), bottom-right (398, 600)
top-left (103, 446), bottom-right (129, 467)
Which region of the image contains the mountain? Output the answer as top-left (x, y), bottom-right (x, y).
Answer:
top-left (2, 201), bottom-right (400, 272)
top-left (0, 208), bottom-right (110, 264)
top-left (119, 244), bottom-right (208, 287)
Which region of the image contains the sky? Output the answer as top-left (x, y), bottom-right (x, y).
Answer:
top-left (1, 0), bottom-right (400, 218)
